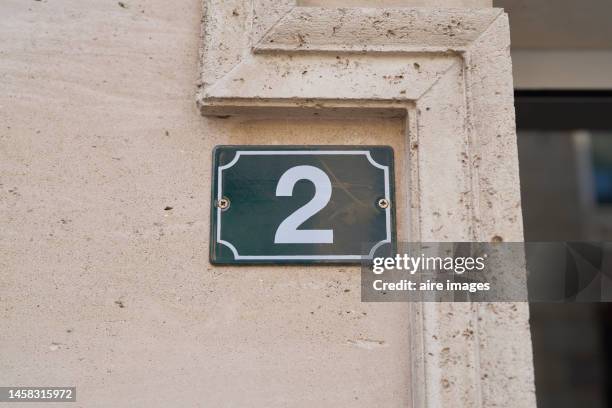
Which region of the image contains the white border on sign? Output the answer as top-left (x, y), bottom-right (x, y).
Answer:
top-left (216, 150), bottom-right (391, 260)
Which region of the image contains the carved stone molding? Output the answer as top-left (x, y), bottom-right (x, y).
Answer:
top-left (198, 2), bottom-right (535, 406)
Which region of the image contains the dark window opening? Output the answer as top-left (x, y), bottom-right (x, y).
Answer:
top-left (516, 90), bottom-right (612, 408)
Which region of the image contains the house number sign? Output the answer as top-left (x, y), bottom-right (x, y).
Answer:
top-left (210, 146), bottom-right (396, 264)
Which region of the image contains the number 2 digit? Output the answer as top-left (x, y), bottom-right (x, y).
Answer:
top-left (274, 165), bottom-right (334, 244)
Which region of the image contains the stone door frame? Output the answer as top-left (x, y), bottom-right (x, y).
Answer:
top-left (198, 2), bottom-right (535, 406)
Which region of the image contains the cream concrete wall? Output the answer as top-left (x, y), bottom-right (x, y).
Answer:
top-left (0, 0), bottom-right (417, 407)
top-left (512, 49), bottom-right (612, 89)
top-left (1, 0), bottom-right (532, 407)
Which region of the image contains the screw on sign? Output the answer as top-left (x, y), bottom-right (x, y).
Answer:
top-left (217, 197), bottom-right (230, 210)
top-left (377, 198), bottom-right (390, 209)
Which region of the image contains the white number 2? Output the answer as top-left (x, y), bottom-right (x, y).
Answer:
top-left (274, 165), bottom-right (334, 244)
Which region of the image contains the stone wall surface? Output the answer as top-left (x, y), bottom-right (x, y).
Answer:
top-left (300, 0), bottom-right (491, 7)
top-left (1, 0), bottom-right (533, 407)
top-left (0, 0), bottom-right (414, 407)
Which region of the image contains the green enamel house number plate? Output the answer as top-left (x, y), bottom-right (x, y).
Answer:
top-left (210, 146), bottom-right (396, 264)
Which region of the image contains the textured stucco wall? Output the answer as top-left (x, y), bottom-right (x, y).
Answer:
top-left (1, 0), bottom-right (533, 407)
top-left (0, 0), bottom-right (419, 407)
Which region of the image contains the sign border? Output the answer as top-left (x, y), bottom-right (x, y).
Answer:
top-left (210, 145), bottom-right (396, 264)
